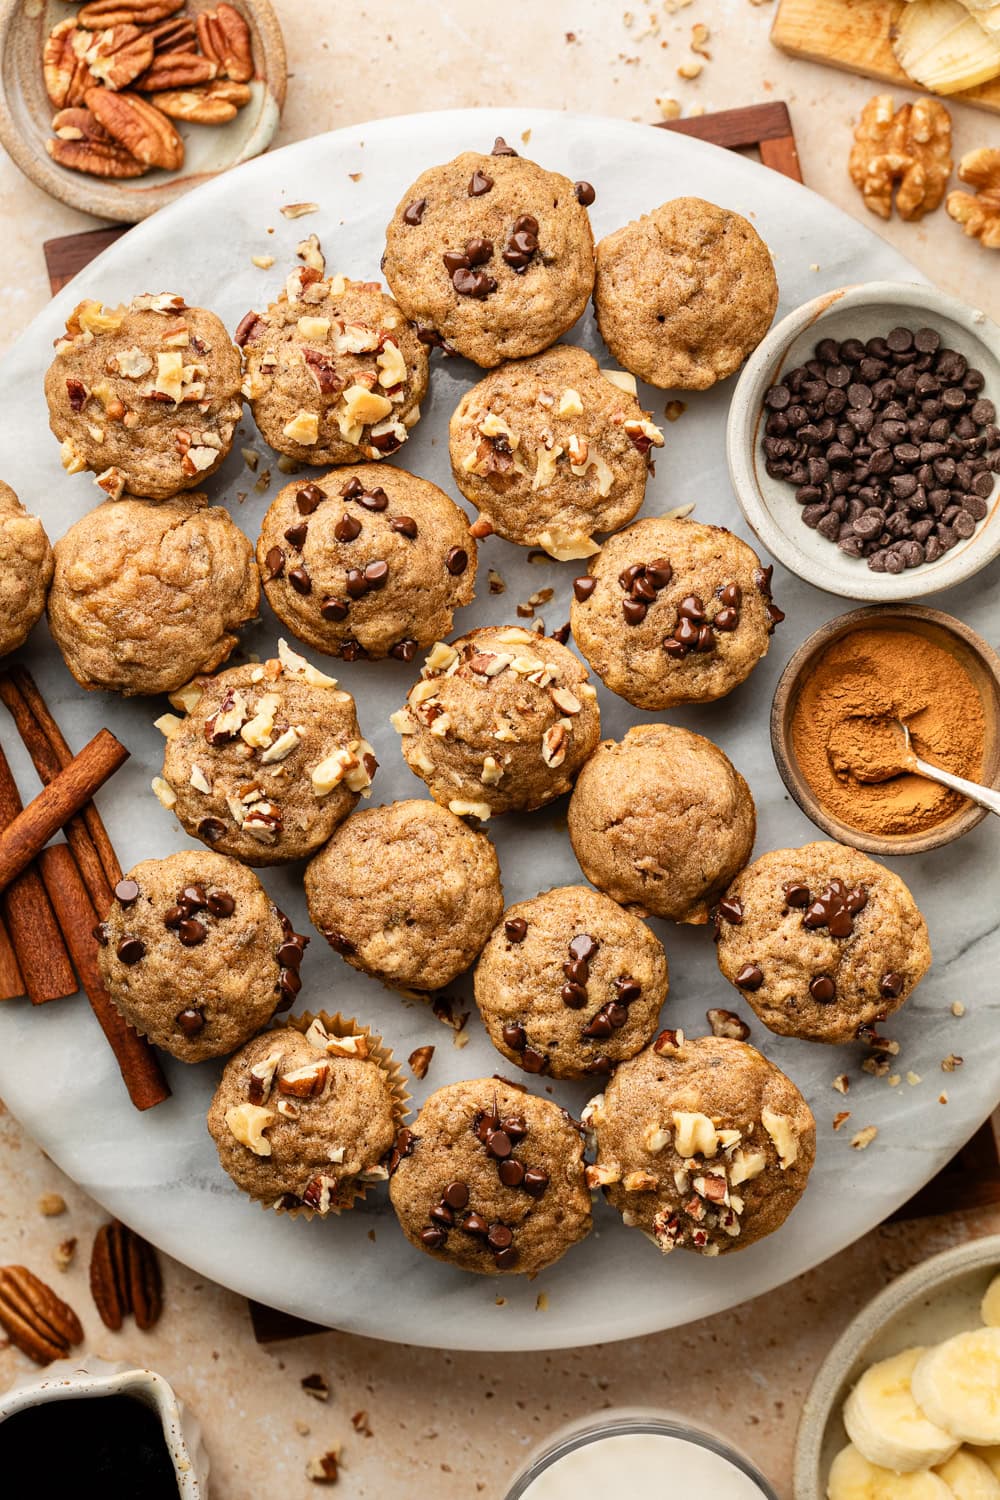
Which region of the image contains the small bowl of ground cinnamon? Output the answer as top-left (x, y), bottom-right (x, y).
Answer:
top-left (771, 604), bottom-right (1000, 856)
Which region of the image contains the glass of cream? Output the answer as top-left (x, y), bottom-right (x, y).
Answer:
top-left (504, 1410), bottom-right (778, 1500)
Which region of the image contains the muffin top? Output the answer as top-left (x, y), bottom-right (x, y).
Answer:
top-left (0, 481), bottom-right (53, 659)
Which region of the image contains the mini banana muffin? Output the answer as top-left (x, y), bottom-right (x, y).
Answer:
top-left (568, 724), bottom-right (756, 924)
top-left (257, 467), bottom-right (476, 661)
top-left (714, 842), bottom-right (932, 1044)
top-left (588, 1032), bottom-right (815, 1257)
top-left (474, 885), bottom-right (669, 1079)
top-left (448, 345), bottom-right (663, 556)
top-left (48, 495), bottom-right (258, 697)
top-left (44, 292), bottom-right (242, 499)
top-left (304, 798), bottom-right (503, 994)
top-left (207, 1019), bottom-right (399, 1214)
top-left (237, 268), bottom-right (428, 465)
top-left (570, 517), bottom-right (784, 709)
top-left (383, 141), bottom-right (596, 367)
top-left (96, 850), bottom-right (307, 1062)
top-left (388, 1078), bottom-right (592, 1275)
top-left (0, 482), bottom-right (53, 658)
top-left (594, 198), bottom-right (779, 390)
top-left (393, 626), bottom-right (601, 818)
top-left (158, 640), bottom-right (375, 866)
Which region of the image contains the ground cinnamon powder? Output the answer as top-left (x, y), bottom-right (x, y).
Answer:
top-left (790, 626), bottom-right (986, 837)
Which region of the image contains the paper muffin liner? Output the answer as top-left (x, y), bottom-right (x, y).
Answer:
top-left (254, 1010), bottom-right (410, 1220)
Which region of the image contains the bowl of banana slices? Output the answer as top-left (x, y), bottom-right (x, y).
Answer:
top-left (795, 1235), bottom-right (1000, 1500)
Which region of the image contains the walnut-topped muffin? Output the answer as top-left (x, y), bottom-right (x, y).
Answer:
top-left (237, 268), bottom-right (428, 465)
top-left (0, 482), bottom-right (53, 659)
top-left (44, 292), bottom-right (242, 499)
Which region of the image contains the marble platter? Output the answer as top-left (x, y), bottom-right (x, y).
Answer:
top-left (0, 109), bottom-right (997, 1353)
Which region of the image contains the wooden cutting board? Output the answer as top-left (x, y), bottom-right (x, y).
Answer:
top-left (772, 0), bottom-right (1000, 114)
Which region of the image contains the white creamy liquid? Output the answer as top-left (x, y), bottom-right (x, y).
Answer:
top-left (518, 1432), bottom-right (768, 1499)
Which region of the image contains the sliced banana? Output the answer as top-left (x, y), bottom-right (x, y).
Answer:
top-left (981, 1273), bottom-right (1000, 1328)
top-left (828, 1444), bottom-right (956, 1500)
top-left (935, 1449), bottom-right (1000, 1499)
top-left (845, 1347), bottom-right (960, 1472)
top-left (893, 0), bottom-right (1000, 92)
top-left (912, 1330), bottom-right (1000, 1445)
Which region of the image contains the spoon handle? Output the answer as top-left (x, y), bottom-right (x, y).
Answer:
top-left (912, 757), bottom-right (1000, 818)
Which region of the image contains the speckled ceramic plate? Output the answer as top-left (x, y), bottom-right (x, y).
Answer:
top-left (0, 110), bottom-right (997, 1353)
top-left (0, 0), bottom-right (285, 222)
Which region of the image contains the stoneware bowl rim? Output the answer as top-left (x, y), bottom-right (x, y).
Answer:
top-left (727, 279), bottom-right (1000, 601)
top-left (793, 1233), bottom-right (1000, 1500)
top-left (770, 602), bottom-right (1000, 856)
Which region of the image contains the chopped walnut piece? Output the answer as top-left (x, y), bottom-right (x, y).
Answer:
top-left (706, 1008), bottom-right (750, 1041)
top-left (947, 148), bottom-right (1000, 249)
top-left (407, 1044), bottom-right (434, 1079)
top-left (53, 1237), bottom-right (78, 1272)
top-left (832, 1074), bottom-right (850, 1096)
top-left (832, 1111), bottom-right (851, 1132)
top-left (941, 1053), bottom-right (963, 1072)
top-left (849, 94), bottom-right (953, 222)
top-left (306, 1447), bottom-right (342, 1484)
top-left (301, 1373), bottom-right (330, 1401)
top-left (850, 1125), bottom-right (878, 1151)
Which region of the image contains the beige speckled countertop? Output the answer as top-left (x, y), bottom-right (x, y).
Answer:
top-left (1, 3), bottom-right (998, 1496)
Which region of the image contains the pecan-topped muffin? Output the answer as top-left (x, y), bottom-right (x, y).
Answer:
top-left (0, 482), bottom-right (53, 659)
top-left (158, 640), bottom-right (375, 865)
top-left (44, 292), bottom-right (242, 499)
top-left (714, 842), bottom-right (932, 1044)
top-left (256, 466), bottom-right (476, 661)
top-left (392, 626), bottom-right (601, 818)
top-left (449, 345), bottom-right (663, 557)
top-left (383, 140), bottom-right (596, 367)
top-left (570, 516), bottom-right (783, 709)
top-left (389, 1079), bottom-right (592, 1275)
top-left (589, 1032), bottom-right (816, 1257)
top-left (237, 268), bottom-right (428, 465)
top-left (96, 850), bottom-right (308, 1062)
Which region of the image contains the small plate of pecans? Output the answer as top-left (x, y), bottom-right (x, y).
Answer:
top-left (0, 0), bottom-right (286, 222)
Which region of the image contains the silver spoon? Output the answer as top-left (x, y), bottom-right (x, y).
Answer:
top-left (895, 720), bottom-right (1000, 819)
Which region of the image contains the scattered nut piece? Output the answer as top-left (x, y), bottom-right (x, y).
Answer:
top-left (53, 1238), bottom-right (77, 1272)
top-left (706, 1008), bottom-right (750, 1042)
top-left (832, 1111), bottom-right (852, 1132)
top-left (848, 94), bottom-right (952, 222)
top-left (832, 1074), bottom-right (850, 1096)
top-left (282, 202), bottom-right (319, 218)
top-left (301, 1372), bottom-right (330, 1401)
top-left (664, 399), bottom-right (687, 421)
top-left (252, 254), bottom-right (275, 269)
top-left (37, 1193), bottom-right (67, 1217)
top-left (306, 1447), bottom-right (342, 1484)
top-left (951, 1000), bottom-right (966, 1017)
top-left (941, 1053), bottom-right (964, 1072)
top-left (850, 1125), bottom-right (878, 1151)
top-left (297, 233), bottom-right (326, 274)
top-left (408, 1045), bottom-right (434, 1080)
top-left (677, 59), bottom-right (703, 79)
top-left (947, 148), bottom-right (1000, 248)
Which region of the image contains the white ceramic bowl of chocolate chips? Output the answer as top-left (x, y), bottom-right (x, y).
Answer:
top-left (727, 281), bottom-right (1000, 601)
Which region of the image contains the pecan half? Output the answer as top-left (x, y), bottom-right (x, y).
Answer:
top-left (135, 51), bottom-right (219, 91)
top-left (196, 2), bottom-right (253, 83)
top-left (47, 131), bottom-right (148, 179)
top-left (145, 14), bottom-right (197, 51)
top-left (43, 19), bottom-right (92, 109)
top-left (147, 79), bottom-right (250, 123)
top-left (85, 86), bottom-right (184, 170)
top-left (0, 1265), bottom-right (84, 1365)
top-left (79, 23), bottom-right (154, 90)
top-left (77, 0), bottom-right (184, 27)
top-left (90, 1220), bottom-right (163, 1332)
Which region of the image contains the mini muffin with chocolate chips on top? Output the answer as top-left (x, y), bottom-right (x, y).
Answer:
top-left (207, 1017), bottom-right (401, 1215)
top-left (237, 267), bottom-right (428, 465)
top-left (389, 1078), bottom-right (592, 1275)
top-left (257, 467), bottom-right (476, 662)
top-left (571, 516), bottom-right (783, 709)
top-left (44, 293), bottom-right (243, 500)
top-left (474, 885), bottom-right (669, 1080)
top-left (588, 1032), bottom-right (815, 1257)
top-left (392, 626), bottom-right (601, 818)
top-left (714, 841), bottom-right (932, 1044)
top-left (157, 640), bottom-right (375, 866)
top-left (449, 345), bottom-right (663, 558)
top-left (383, 138), bottom-right (596, 368)
top-left (97, 851), bottom-right (307, 1062)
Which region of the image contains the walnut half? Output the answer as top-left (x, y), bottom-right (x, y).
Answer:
top-left (848, 94), bottom-right (952, 222)
top-left (947, 148), bottom-right (1000, 249)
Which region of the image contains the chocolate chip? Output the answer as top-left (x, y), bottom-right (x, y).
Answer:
top-left (573, 576), bottom-right (596, 602)
top-left (485, 1129), bottom-right (512, 1160)
top-left (420, 1226), bottom-right (447, 1249)
top-left (520, 1047), bottom-right (545, 1074)
top-left (390, 638), bottom-right (418, 662)
top-left (163, 905), bottom-right (184, 929)
top-left (464, 235), bottom-right (493, 265)
top-left (197, 816), bottom-right (226, 842)
top-left (116, 936), bottom-right (145, 965)
top-left (178, 918), bottom-right (207, 946)
top-left (505, 917), bottom-right (527, 943)
top-left (583, 1010), bottom-right (613, 1039)
top-left (430, 1202), bottom-right (454, 1228)
top-left (718, 897), bottom-right (743, 926)
top-left (491, 136), bottom-right (518, 156)
top-left (321, 596), bottom-right (349, 621)
top-left (93, 921), bottom-right (109, 946)
top-left (502, 1021), bottom-right (527, 1051)
top-left (735, 963), bottom-right (764, 991)
top-left (569, 934), bottom-right (598, 962)
top-left (326, 930), bottom-right (356, 956)
top-left (114, 878), bottom-right (140, 906)
top-left (296, 483), bottom-right (325, 515)
top-left (334, 514), bottom-right (362, 543)
top-left (403, 199), bottom-right (427, 225)
top-left (622, 597), bottom-right (647, 625)
top-left (453, 267), bottom-right (497, 299)
top-left (288, 566), bottom-right (312, 595)
top-left (442, 1181), bottom-right (469, 1211)
top-left (523, 1168), bottom-right (549, 1199)
top-left (364, 560), bottom-right (389, 589)
top-left (615, 978), bottom-right (641, 1002)
top-left (468, 170), bottom-right (494, 196)
top-left (809, 975), bottom-right (836, 1003)
top-left (175, 1006), bottom-right (205, 1036)
top-left (784, 882), bottom-right (810, 908)
top-left (358, 487), bottom-right (389, 512)
top-left (345, 568), bottom-right (368, 599)
top-left (284, 520), bottom-right (309, 549)
top-left (561, 982), bottom-right (588, 1009)
top-left (445, 546), bottom-right (469, 575)
top-left (462, 1212), bottom-right (489, 1236)
top-left (208, 890), bottom-right (235, 918)
top-left (714, 607), bottom-right (739, 631)
top-left (880, 971), bottom-right (904, 998)
top-left (390, 515), bottom-right (418, 538)
top-left (498, 1159), bottom-right (524, 1187)
top-left (574, 180), bottom-right (595, 206)
top-left (487, 1223), bottom-right (513, 1250)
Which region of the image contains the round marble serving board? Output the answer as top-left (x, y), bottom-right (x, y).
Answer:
top-left (0, 109), bottom-right (997, 1353)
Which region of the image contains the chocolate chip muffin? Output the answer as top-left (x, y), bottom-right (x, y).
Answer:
top-left (48, 495), bottom-right (258, 697)
top-left (207, 1018), bottom-right (400, 1214)
top-left (589, 1032), bottom-right (815, 1256)
top-left (448, 345), bottom-right (662, 557)
top-left (158, 640), bottom-right (375, 866)
top-left (568, 724), bottom-right (756, 924)
top-left (570, 517), bottom-right (783, 709)
top-left (257, 467), bottom-right (476, 662)
top-left (96, 851), bottom-right (307, 1062)
top-left (0, 482), bottom-right (53, 659)
top-left (304, 798), bottom-right (503, 994)
top-left (474, 885), bottom-right (669, 1080)
top-left (714, 841), bottom-right (932, 1044)
top-left (237, 269), bottom-right (428, 465)
top-left (393, 626), bottom-right (601, 818)
top-left (388, 1079), bottom-right (592, 1275)
top-left (382, 140), bottom-right (596, 368)
top-left (44, 293), bottom-right (242, 499)
top-left (594, 198), bottom-right (778, 390)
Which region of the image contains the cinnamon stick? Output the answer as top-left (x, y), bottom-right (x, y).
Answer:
top-left (0, 915), bottom-right (24, 1002)
top-left (0, 730), bottom-right (128, 897)
top-left (38, 845), bottom-right (170, 1112)
top-left (0, 746), bottom-right (77, 1004)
